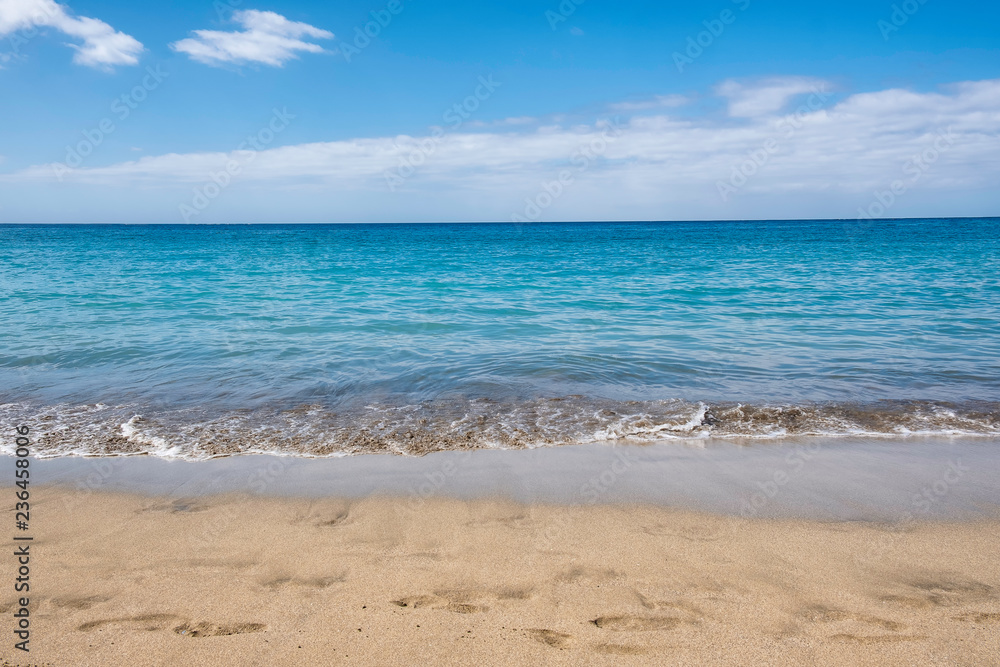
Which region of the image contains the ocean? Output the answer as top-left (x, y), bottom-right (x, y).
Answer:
top-left (2, 219), bottom-right (998, 459)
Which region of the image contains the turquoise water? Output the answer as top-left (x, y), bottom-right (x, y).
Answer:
top-left (2, 219), bottom-right (999, 458)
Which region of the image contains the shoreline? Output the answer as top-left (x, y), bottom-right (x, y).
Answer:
top-left (4, 398), bottom-right (998, 460)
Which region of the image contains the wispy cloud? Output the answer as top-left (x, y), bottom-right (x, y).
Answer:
top-left (170, 9), bottom-right (333, 68)
top-left (716, 76), bottom-right (830, 117)
top-left (466, 116), bottom-right (539, 128)
top-left (6, 78), bottom-right (999, 221)
top-left (0, 0), bottom-right (143, 67)
top-left (609, 94), bottom-right (690, 112)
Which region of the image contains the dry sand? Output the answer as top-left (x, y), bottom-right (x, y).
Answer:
top-left (4, 488), bottom-right (999, 666)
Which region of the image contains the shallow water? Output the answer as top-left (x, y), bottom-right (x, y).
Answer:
top-left (2, 219), bottom-right (998, 458)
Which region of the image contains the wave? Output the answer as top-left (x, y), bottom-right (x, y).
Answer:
top-left (1, 398), bottom-right (998, 460)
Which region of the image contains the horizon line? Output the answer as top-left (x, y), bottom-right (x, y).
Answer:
top-left (2, 216), bottom-right (998, 226)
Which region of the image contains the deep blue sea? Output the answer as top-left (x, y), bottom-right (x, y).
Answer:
top-left (2, 219), bottom-right (998, 458)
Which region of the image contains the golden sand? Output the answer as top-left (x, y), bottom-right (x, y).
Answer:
top-left (6, 488), bottom-right (999, 665)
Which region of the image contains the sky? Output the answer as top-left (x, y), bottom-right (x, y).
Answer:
top-left (0, 0), bottom-right (998, 223)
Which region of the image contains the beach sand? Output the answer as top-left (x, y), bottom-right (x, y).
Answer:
top-left (7, 488), bottom-right (1000, 666)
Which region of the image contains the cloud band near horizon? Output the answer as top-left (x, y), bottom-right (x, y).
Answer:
top-left (3, 76), bottom-right (999, 222)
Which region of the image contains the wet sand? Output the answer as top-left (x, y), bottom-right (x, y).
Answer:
top-left (25, 437), bottom-right (1000, 520)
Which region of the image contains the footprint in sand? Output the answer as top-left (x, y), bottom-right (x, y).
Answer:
top-left (392, 593), bottom-right (488, 614)
top-left (555, 566), bottom-right (621, 584)
top-left (877, 576), bottom-right (996, 611)
top-left (794, 605), bottom-right (920, 644)
top-left (953, 612), bottom-right (1000, 624)
top-left (287, 498), bottom-right (353, 528)
top-left (173, 621), bottom-right (266, 638)
top-left (633, 591), bottom-right (706, 619)
top-left (78, 614), bottom-right (183, 632)
top-left (903, 577), bottom-right (995, 607)
top-left (392, 587), bottom-right (529, 614)
top-left (312, 511), bottom-right (351, 528)
top-left (591, 615), bottom-right (694, 631)
top-left (78, 614), bottom-right (266, 637)
top-left (261, 573), bottom-right (346, 590)
top-left (495, 586), bottom-right (534, 601)
top-left (877, 594), bottom-right (935, 609)
top-left (526, 628), bottom-right (572, 648)
top-left (50, 596), bottom-right (110, 611)
top-left (392, 594), bottom-right (442, 609)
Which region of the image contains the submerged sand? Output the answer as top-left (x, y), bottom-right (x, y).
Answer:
top-left (7, 488), bottom-right (1000, 665)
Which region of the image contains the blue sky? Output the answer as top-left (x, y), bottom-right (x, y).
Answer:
top-left (1, 0), bottom-right (998, 222)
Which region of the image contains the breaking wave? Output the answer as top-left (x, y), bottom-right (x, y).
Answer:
top-left (1, 397), bottom-right (998, 460)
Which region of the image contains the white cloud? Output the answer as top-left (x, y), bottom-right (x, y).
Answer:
top-left (0, 0), bottom-right (142, 67)
top-left (609, 95), bottom-right (689, 112)
top-left (466, 116), bottom-right (539, 128)
top-left (5, 78), bottom-right (1000, 221)
top-left (170, 9), bottom-right (333, 67)
top-left (717, 76), bottom-right (830, 117)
